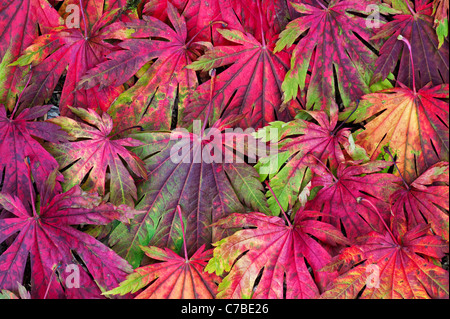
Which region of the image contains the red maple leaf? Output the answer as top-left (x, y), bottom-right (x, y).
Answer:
top-left (10, 0), bottom-right (125, 116)
top-left (142, 0), bottom-right (226, 45)
top-left (371, 0), bottom-right (449, 89)
top-left (206, 210), bottom-right (348, 299)
top-left (0, 104), bottom-right (67, 211)
top-left (107, 245), bottom-right (220, 298)
top-left (78, 2), bottom-right (198, 131)
top-left (106, 206), bottom-right (221, 299)
top-left (186, 26), bottom-right (300, 129)
top-left (108, 116), bottom-right (270, 268)
top-left (0, 0), bottom-right (61, 109)
top-left (80, 0), bottom-right (297, 131)
top-left (305, 160), bottom-right (401, 240)
top-left (390, 161), bottom-right (449, 241)
top-left (0, 172), bottom-right (134, 299)
top-left (263, 102), bottom-right (368, 215)
top-left (274, 0), bottom-right (380, 109)
top-left (321, 221), bottom-right (449, 299)
top-left (46, 107), bottom-right (148, 207)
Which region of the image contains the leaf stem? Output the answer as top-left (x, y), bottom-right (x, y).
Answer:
top-left (265, 181), bottom-right (292, 227)
top-left (357, 197), bottom-right (397, 244)
top-left (383, 146), bottom-right (410, 190)
top-left (176, 205), bottom-right (189, 261)
top-left (79, 0), bottom-right (89, 39)
top-left (201, 68), bottom-right (217, 136)
top-left (24, 157), bottom-right (38, 218)
top-left (306, 153), bottom-right (338, 183)
top-left (397, 35), bottom-right (416, 94)
top-left (403, 0), bottom-right (416, 15)
top-left (256, 0), bottom-right (267, 47)
top-left (43, 262), bottom-right (61, 299)
top-left (332, 100), bottom-right (360, 135)
top-left (185, 19), bottom-right (225, 48)
top-left (315, 0), bottom-right (328, 9)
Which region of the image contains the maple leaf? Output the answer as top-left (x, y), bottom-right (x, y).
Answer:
top-left (206, 210), bottom-right (349, 299)
top-left (260, 102), bottom-right (369, 216)
top-left (78, 2), bottom-right (198, 132)
top-left (10, 1), bottom-right (124, 116)
top-left (184, 0), bottom-right (302, 130)
top-left (106, 206), bottom-right (220, 299)
top-left (108, 119), bottom-right (270, 268)
top-left (0, 104), bottom-right (67, 210)
top-left (305, 160), bottom-right (401, 240)
top-left (274, 0), bottom-right (381, 109)
top-left (341, 83), bottom-right (449, 183)
top-left (320, 222), bottom-right (449, 299)
top-left (371, 0), bottom-right (449, 89)
top-left (0, 0), bottom-right (61, 109)
top-left (0, 173), bottom-right (134, 299)
top-left (45, 107), bottom-right (147, 207)
top-left (186, 25), bottom-right (300, 129)
top-left (107, 245), bottom-right (219, 298)
top-left (390, 162), bottom-right (449, 241)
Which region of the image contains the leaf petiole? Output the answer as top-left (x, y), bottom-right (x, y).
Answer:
top-left (397, 35), bottom-right (416, 94)
top-left (265, 181), bottom-right (292, 227)
top-left (357, 197), bottom-right (398, 244)
top-left (383, 146), bottom-right (410, 190)
top-left (79, 0), bottom-right (89, 39)
top-left (332, 100), bottom-right (359, 135)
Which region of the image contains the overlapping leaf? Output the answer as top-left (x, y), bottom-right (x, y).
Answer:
top-left (143, 0), bottom-right (227, 44)
top-left (321, 223), bottom-right (449, 299)
top-left (305, 160), bottom-right (401, 240)
top-left (78, 2), bottom-right (198, 132)
top-left (371, 0), bottom-right (449, 89)
top-left (206, 211), bottom-right (348, 299)
top-left (109, 120), bottom-right (270, 268)
top-left (0, 173), bottom-right (134, 299)
top-left (186, 25), bottom-right (300, 129)
top-left (143, 0), bottom-right (290, 44)
top-left (0, 0), bottom-right (61, 109)
top-left (46, 107), bottom-right (147, 207)
top-left (216, 0), bottom-right (290, 42)
top-left (341, 83), bottom-right (449, 183)
top-left (275, 0), bottom-right (381, 109)
top-left (0, 0), bottom-right (448, 301)
top-left (0, 104), bottom-right (67, 209)
top-left (106, 244), bottom-right (220, 299)
top-left (11, 0), bottom-right (124, 116)
top-left (260, 103), bottom-right (368, 216)
top-left (390, 161), bottom-right (449, 241)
